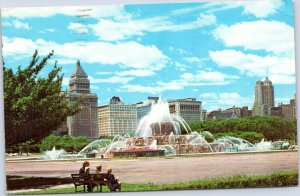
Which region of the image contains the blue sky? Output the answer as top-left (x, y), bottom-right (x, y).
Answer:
top-left (2, 0), bottom-right (296, 111)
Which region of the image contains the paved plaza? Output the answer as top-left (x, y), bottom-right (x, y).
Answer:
top-left (6, 151), bottom-right (298, 184)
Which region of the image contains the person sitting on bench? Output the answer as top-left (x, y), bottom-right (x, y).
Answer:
top-left (79, 161), bottom-right (90, 174)
top-left (106, 167), bottom-right (121, 191)
top-left (78, 161), bottom-right (92, 192)
top-left (95, 163), bottom-right (102, 173)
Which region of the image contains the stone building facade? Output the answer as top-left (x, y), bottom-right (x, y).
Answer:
top-left (253, 77), bottom-right (274, 116)
top-left (98, 97), bottom-right (137, 136)
top-left (168, 98), bottom-right (202, 124)
top-left (66, 61), bottom-right (99, 138)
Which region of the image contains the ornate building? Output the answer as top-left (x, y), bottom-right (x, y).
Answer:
top-left (252, 77), bottom-right (274, 116)
top-left (98, 96), bottom-right (137, 136)
top-left (67, 61), bottom-right (99, 138)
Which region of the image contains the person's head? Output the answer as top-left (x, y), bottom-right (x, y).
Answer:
top-left (107, 167), bottom-right (112, 173)
top-left (83, 161), bottom-right (90, 168)
top-left (96, 164), bottom-right (102, 171)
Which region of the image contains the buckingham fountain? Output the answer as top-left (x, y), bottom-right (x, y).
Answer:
top-left (74, 100), bottom-right (291, 159)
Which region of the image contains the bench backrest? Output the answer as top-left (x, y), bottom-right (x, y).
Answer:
top-left (71, 174), bottom-right (91, 186)
top-left (90, 173), bottom-right (108, 185)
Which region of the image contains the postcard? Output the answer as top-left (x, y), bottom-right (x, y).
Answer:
top-left (1, 0), bottom-right (298, 194)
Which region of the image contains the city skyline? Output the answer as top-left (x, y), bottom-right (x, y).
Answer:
top-left (2, 0), bottom-right (296, 111)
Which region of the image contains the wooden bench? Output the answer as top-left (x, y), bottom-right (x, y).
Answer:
top-left (71, 173), bottom-right (121, 192)
top-left (71, 173), bottom-right (92, 192)
top-left (89, 173), bottom-right (108, 192)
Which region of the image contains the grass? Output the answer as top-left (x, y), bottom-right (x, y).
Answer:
top-left (13, 170), bottom-right (298, 195)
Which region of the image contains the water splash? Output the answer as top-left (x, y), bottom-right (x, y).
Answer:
top-left (41, 146), bottom-right (66, 160)
top-left (255, 139), bottom-right (272, 151)
top-left (77, 139), bottom-right (111, 157)
top-left (135, 100), bottom-right (191, 137)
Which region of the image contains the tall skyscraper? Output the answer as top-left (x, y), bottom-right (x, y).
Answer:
top-left (252, 77), bottom-right (274, 116)
top-left (67, 61), bottom-right (99, 138)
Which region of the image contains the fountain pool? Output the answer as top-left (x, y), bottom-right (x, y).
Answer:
top-left (76, 100), bottom-right (292, 158)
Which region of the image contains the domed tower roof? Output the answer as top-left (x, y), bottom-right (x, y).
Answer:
top-left (264, 77), bottom-right (272, 84)
top-left (71, 60), bottom-right (88, 78)
top-left (69, 60), bottom-right (90, 94)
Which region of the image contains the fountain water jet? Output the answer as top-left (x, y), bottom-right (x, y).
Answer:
top-left (41, 146), bottom-right (66, 160)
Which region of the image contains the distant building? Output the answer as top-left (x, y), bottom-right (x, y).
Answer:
top-left (201, 109), bottom-right (207, 121)
top-left (277, 93), bottom-right (297, 120)
top-left (207, 106), bottom-right (252, 120)
top-left (207, 109), bottom-right (222, 120)
top-left (53, 121), bottom-right (68, 136)
top-left (168, 98), bottom-right (202, 124)
top-left (290, 93), bottom-right (297, 119)
top-left (221, 106), bottom-right (241, 118)
top-left (241, 106), bottom-right (251, 118)
top-left (66, 61), bottom-right (99, 138)
top-left (277, 103), bottom-right (290, 119)
top-left (270, 107), bottom-right (283, 118)
top-left (253, 77), bottom-right (274, 116)
top-left (136, 97), bottom-right (159, 122)
top-left (98, 97), bottom-right (137, 136)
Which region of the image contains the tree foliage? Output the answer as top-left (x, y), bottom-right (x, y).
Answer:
top-left (4, 50), bottom-right (81, 146)
top-left (190, 116), bottom-right (297, 142)
top-left (39, 135), bottom-right (91, 152)
top-left (213, 132), bottom-right (264, 143)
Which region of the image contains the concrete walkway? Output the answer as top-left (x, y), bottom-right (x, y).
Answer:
top-left (6, 151), bottom-right (298, 184)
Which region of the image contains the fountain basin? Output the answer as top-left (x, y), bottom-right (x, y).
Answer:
top-left (108, 148), bottom-right (165, 158)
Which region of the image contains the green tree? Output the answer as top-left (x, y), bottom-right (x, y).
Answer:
top-left (190, 116), bottom-right (297, 142)
top-left (4, 50), bottom-right (81, 146)
top-left (39, 135), bottom-right (91, 153)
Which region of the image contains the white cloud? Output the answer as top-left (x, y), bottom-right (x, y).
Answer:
top-left (220, 92), bottom-right (241, 101)
top-left (2, 21), bottom-right (12, 27)
top-left (62, 77), bottom-right (69, 86)
top-left (183, 57), bottom-right (203, 64)
top-left (118, 84), bottom-right (162, 94)
top-left (200, 93), bottom-right (218, 99)
top-left (68, 23), bottom-right (88, 34)
top-left (2, 37), bottom-right (169, 71)
top-left (90, 85), bottom-right (99, 90)
top-left (119, 82), bottom-right (183, 94)
top-left (116, 70), bottom-right (155, 77)
top-left (119, 70), bottom-right (238, 94)
top-left (213, 20), bottom-right (294, 55)
top-left (172, 0), bottom-right (283, 18)
top-left (46, 28), bottom-right (56, 32)
top-left (89, 14), bottom-right (216, 41)
top-left (2, 6), bottom-right (127, 19)
top-left (174, 62), bottom-right (190, 71)
top-left (96, 71), bottom-right (113, 75)
top-left (39, 28), bottom-right (56, 34)
top-left (209, 49), bottom-right (295, 84)
top-left (6, 19), bottom-right (31, 30)
top-left (89, 76), bottom-right (133, 84)
top-left (237, 0), bottom-right (284, 18)
top-left (200, 92), bottom-right (253, 110)
top-left (55, 58), bottom-right (78, 65)
top-left (180, 70), bottom-right (239, 83)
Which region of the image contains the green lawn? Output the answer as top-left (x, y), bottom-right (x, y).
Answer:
top-left (15, 170), bottom-right (298, 195)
